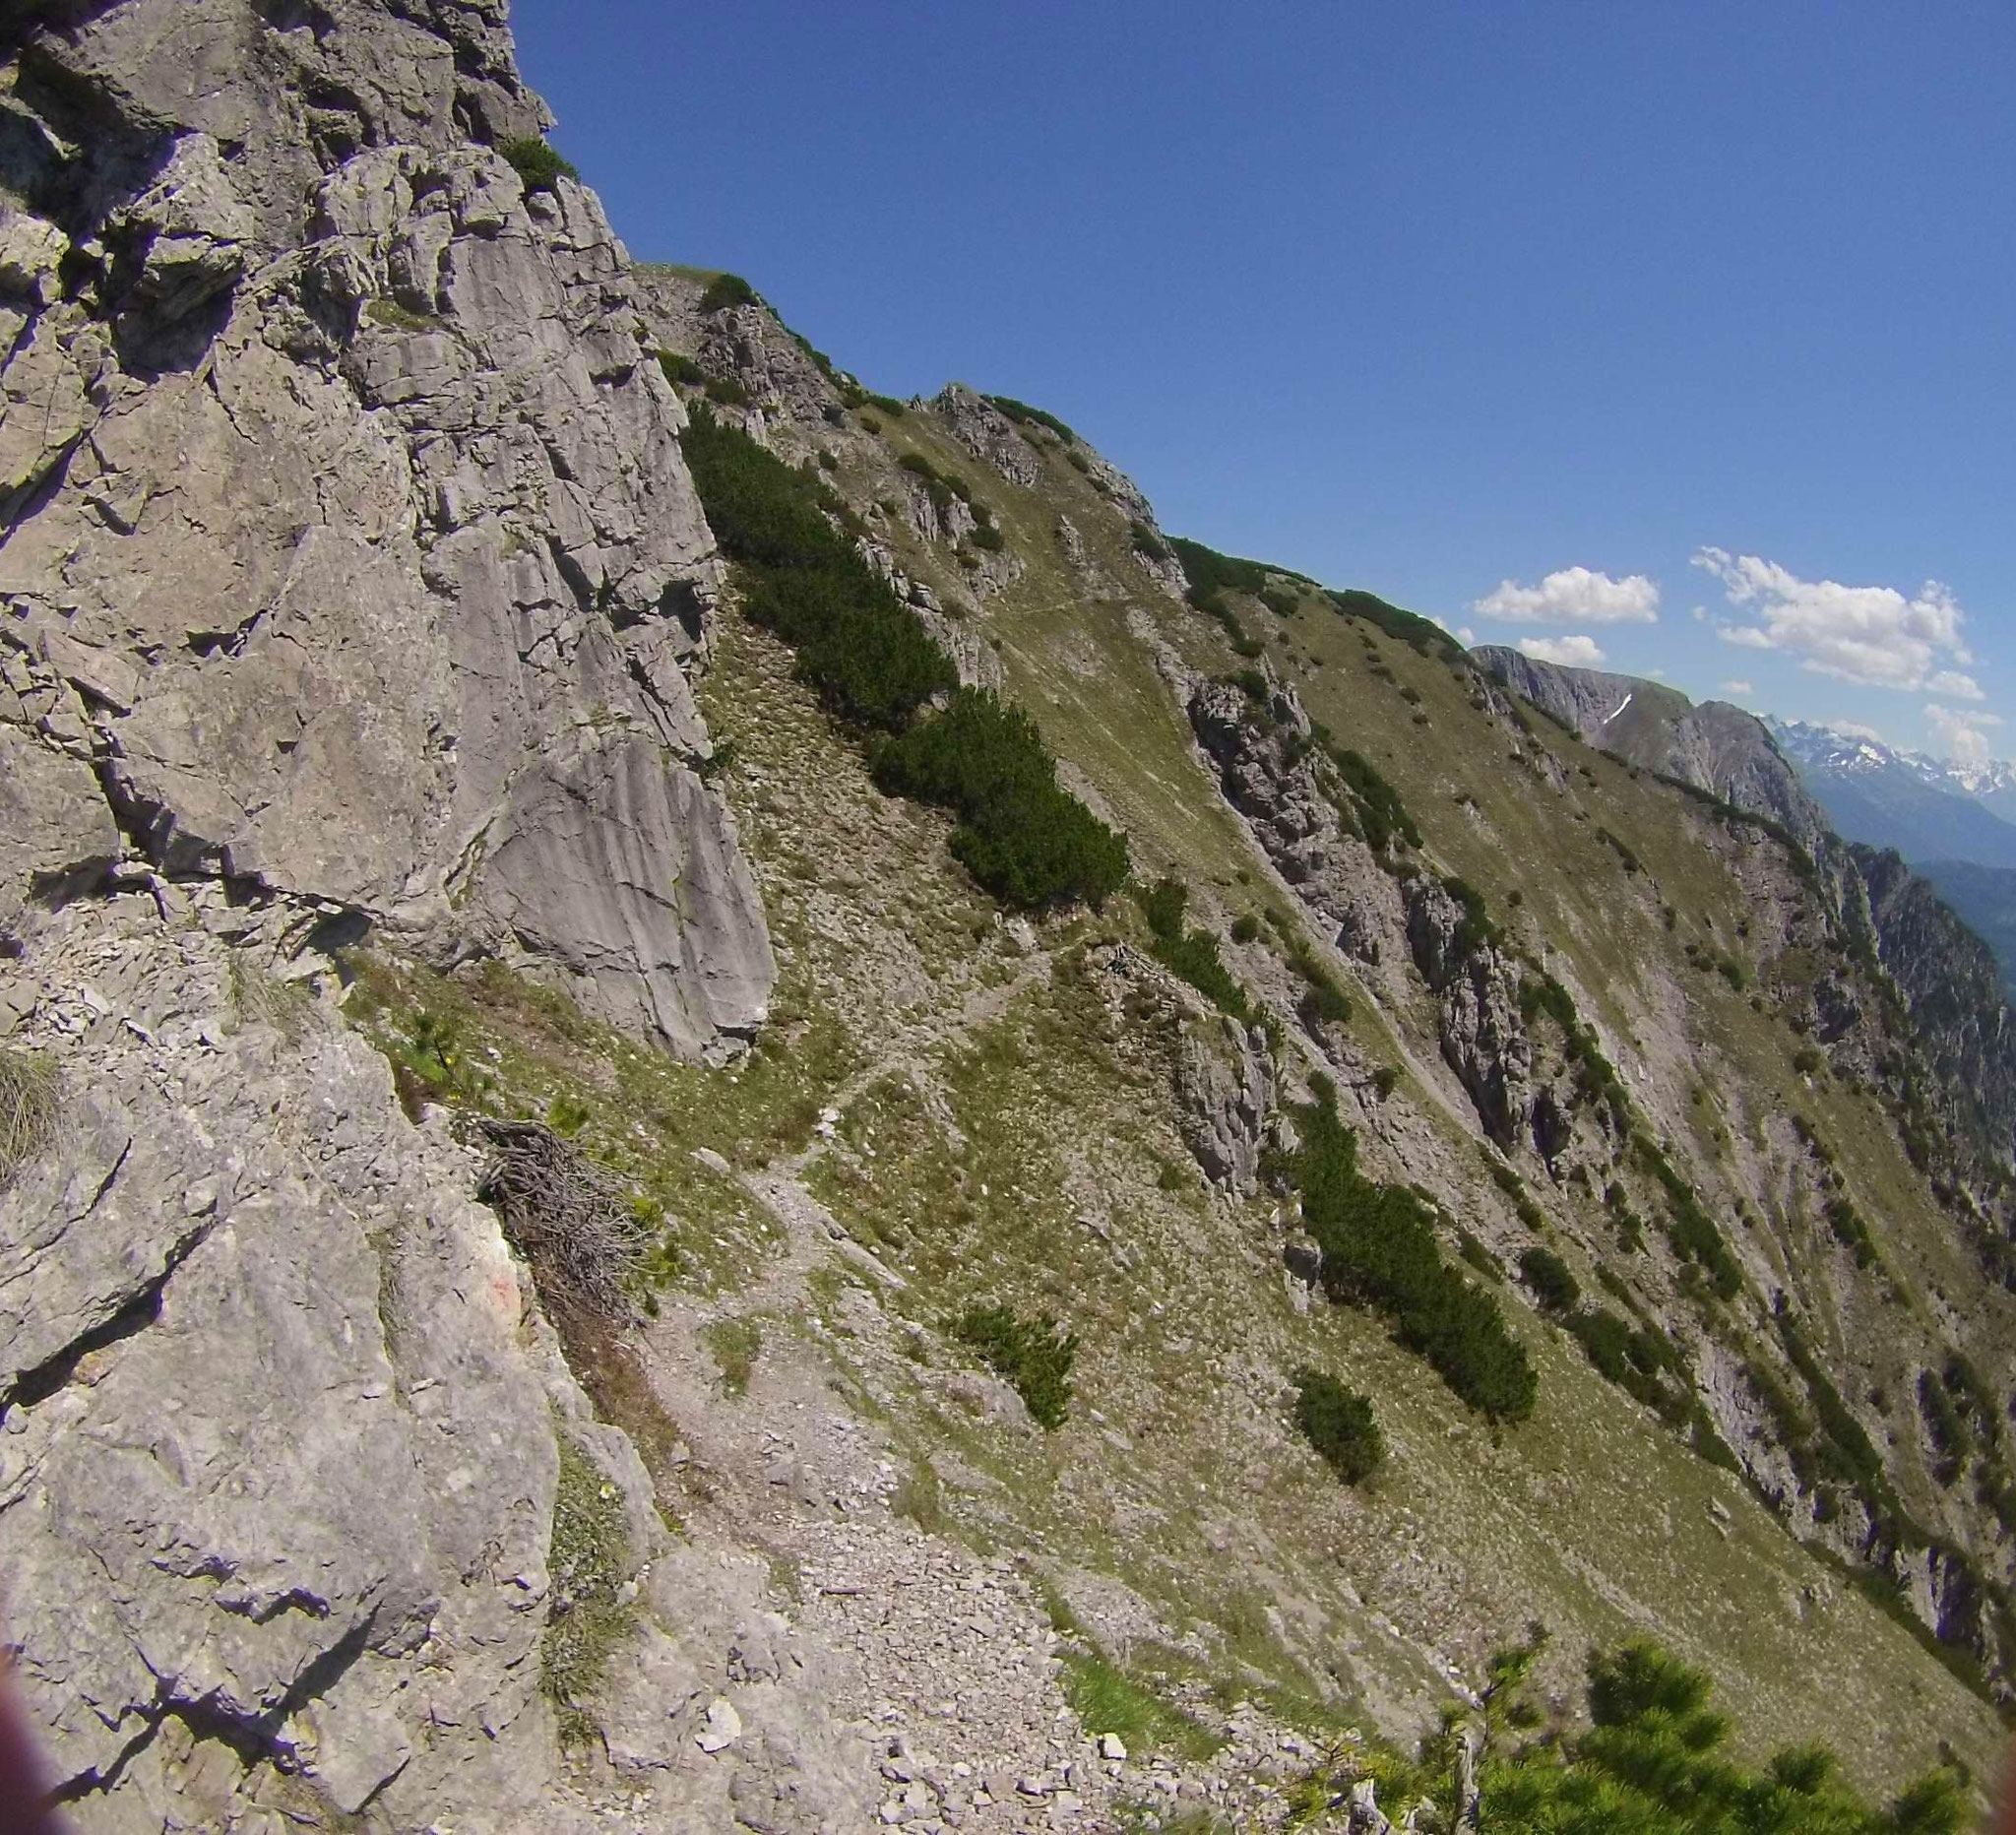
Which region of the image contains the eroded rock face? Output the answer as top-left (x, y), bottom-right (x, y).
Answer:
top-left (0, 0), bottom-right (774, 1056)
top-left (1176, 1014), bottom-right (1276, 1195)
top-left (0, 898), bottom-right (640, 1828)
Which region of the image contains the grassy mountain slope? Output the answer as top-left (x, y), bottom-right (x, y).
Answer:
top-left (347, 265), bottom-right (2013, 1802)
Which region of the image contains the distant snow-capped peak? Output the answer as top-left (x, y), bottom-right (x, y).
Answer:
top-left (1767, 717), bottom-right (2016, 802)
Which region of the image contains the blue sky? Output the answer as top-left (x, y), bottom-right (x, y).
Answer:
top-left (513, 1), bottom-right (2014, 762)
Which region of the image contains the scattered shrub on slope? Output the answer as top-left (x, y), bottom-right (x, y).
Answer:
top-left (1135, 877), bottom-right (1250, 1020)
top-left (1292, 1369), bottom-right (1386, 1484)
top-left (1423, 1638), bottom-right (1967, 1835)
top-left (984, 394), bottom-right (1076, 443)
top-left (500, 137), bottom-right (577, 193)
top-left (876, 690), bottom-right (1129, 910)
top-left (954, 1304), bottom-right (1079, 1428)
top-left (1289, 1080), bottom-right (1537, 1423)
top-left (680, 405), bottom-right (955, 728)
top-left (684, 410), bottom-right (1124, 909)
top-left (697, 271), bottom-right (760, 313)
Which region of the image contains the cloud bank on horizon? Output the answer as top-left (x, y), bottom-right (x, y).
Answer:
top-left (1691, 548), bottom-right (1982, 700)
top-left (1464, 549), bottom-right (1998, 764)
top-left (1514, 633), bottom-right (1608, 667)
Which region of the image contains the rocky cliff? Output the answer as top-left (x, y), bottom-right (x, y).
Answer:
top-left (0, 0), bottom-right (791, 1824)
top-left (0, 0), bottom-right (773, 1056)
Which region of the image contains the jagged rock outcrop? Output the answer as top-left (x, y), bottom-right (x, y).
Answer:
top-left (1188, 674), bottom-right (1569, 1153)
top-left (1175, 1013), bottom-right (1276, 1195)
top-left (632, 265), bottom-right (853, 435)
top-left (931, 383), bottom-right (1041, 489)
top-left (1853, 844), bottom-right (2016, 1169)
top-left (1473, 647), bottom-right (1826, 847)
top-left (0, 0), bottom-right (774, 1057)
top-left (0, 897), bottom-right (652, 1826)
top-left (1402, 876), bottom-right (1535, 1148)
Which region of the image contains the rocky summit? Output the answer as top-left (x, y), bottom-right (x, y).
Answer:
top-left (1, 5), bottom-right (2013, 1833)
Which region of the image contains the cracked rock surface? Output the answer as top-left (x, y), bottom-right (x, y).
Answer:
top-left (0, 0), bottom-right (773, 1056)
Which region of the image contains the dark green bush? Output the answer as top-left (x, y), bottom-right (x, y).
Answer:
top-left (1136, 878), bottom-right (1250, 1019)
top-left (984, 394), bottom-right (1077, 443)
top-left (1519, 1246), bottom-right (1580, 1313)
top-left (1825, 1195), bottom-right (1877, 1268)
top-left (697, 271), bottom-right (760, 313)
top-left (1291, 1084), bottom-right (1537, 1423)
top-left (1473, 1638), bottom-right (1964, 1832)
top-left (680, 406), bottom-right (956, 729)
top-left (500, 137), bottom-right (578, 193)
top-left (1311, 733), bottom-right (1420, 854)
top-left (657, 349), bottom-right (706, 389)
top-left (1441, 875), bottom-right (1496, 964)
top-left (954, 1304), bottom-right (1079, 1428)
top-left (1519, 975), bottom-right (1631, 1130)
top-left (1919, 1367), bottom-right (1971, 1485)
top-left (704, 374), bottom-right (752, 407)
top-left (1324, 587), bottom-right (1466, 662)
top-left (1634, 1137), bottom-right (1742, 1300)
top-left (970, 522), bottom-right (1005, 551)
top-left (1595, 826), bottom-right (1643, 874)
top-left (1292, 1369), bottom-right (1386, 1484)
top-left (876, 690), bottom-right (1129, 909)
top-left (1230, 913), bottom-right (1261, 944)
top-left (1128, 520), bottom-right (1168, 561)
top-left (860, 391), bottom-right (909, 416)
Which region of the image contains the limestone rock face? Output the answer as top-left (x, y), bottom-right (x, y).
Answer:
top-left (1176, 1014), bottom-right (1276, 1195)
top-left (0, 0), bottom-right (774, 1057)
top-left (0, 899), bottom-right (636, 1828)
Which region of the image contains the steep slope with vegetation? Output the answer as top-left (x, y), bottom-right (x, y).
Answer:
top-left (0, 4), bottom-right (2010, 1828)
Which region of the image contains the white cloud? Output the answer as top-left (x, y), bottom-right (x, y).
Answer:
top-left (1474, 567), bottom-right (1661, 626)
top-left (1927, 669), bottom-right (1986, 702)
top-left (1818, 719), bottom-right (1886, 742)
top-left (1925, 703), bottom-right (2004, 766)
top-left (1719, 680), bottom-right (1753, 696)
top-left (1457, 625), bottom-right (1477, 645)
top-left (1692, 547), bottom-right (1974, 693)
top-left (1517, 634), bottom-right (1606, 668)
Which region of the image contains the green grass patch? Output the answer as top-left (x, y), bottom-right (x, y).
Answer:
top-left (541, 1431), bottom-right (634, 1740)
top-left (1059, 1650), bottom-right (1221, 1760)
top-left (704, 1315), bottom-right (762, 1397)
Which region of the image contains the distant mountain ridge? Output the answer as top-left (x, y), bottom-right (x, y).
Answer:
top-left (1470, 646), bottom-right (1826, 845)
top-left (1767, 719), bottom-right (2016, 871)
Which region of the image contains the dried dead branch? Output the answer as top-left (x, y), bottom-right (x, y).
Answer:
top-left (475, 1117), bottom-right (643, 1324)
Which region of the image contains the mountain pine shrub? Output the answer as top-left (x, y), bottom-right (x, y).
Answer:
top-left (680, 405), bottom-right (955, 728)
top-left (1134, 878), bottom-right (1251, 1019)
top-left (1518, 1245), bottom-right (1579, 1313)
top-left (954, 1304), bottom-right (1079, 1429)
top-left (1292, 1369), bottom-right (1386, 1484)
top-left (983, 394), bottom-right (1076, 443)
top-left (876, 690), bottom-right (1129, 909)
top-left (697, 271), bottom-right (760, 313)
top-left (1291, 1081), bottom-right (1537, 1423)
top-left (500, 137), bottom-right (577, 193)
